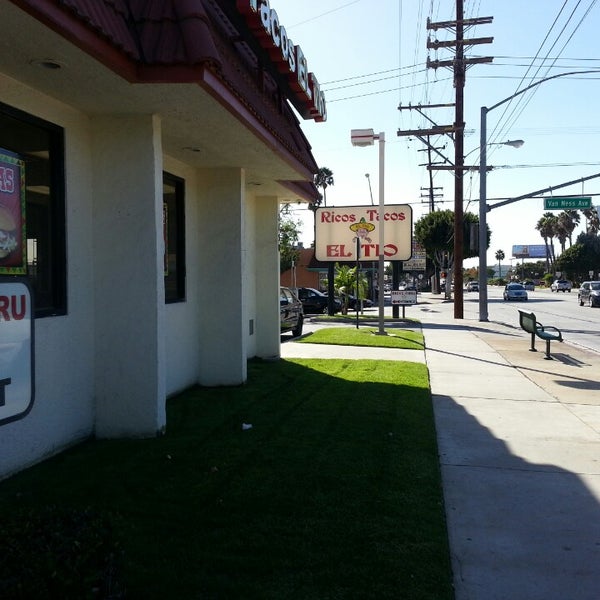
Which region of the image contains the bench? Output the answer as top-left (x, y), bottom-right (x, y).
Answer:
top-left (518, 310), bottom-right (563, 360)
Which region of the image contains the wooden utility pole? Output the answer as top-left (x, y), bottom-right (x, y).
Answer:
top-left (453, 0), bottom-right (466, 318)
top-left (426, 7), bottom-right (493, 318)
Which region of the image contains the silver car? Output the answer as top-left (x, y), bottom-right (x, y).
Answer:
top-left (578, 281), bottom-right (600, 307)
top-left (503, 283), bottom-right (528, 301)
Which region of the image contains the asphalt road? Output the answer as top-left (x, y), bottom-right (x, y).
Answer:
top-left (292, 287), bottom-right (600, 355)
top-left (428, 286), bottom-right (600, 354)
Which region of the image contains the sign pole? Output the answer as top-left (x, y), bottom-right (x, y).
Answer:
top-left (355, 237), bottom-right (360, 329)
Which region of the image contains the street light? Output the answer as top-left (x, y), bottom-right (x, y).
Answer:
top-left (473, 139), bottom-right (524, 317)
top-left (465, 139), bottom-right (524, 162)
top-left (351, 129), bottom-right (386, 336)
top-left (365, 173), bottom-right (374, 205)
top-left (478, 70), bottom-right (600, 322)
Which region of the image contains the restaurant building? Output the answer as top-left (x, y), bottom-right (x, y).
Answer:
top-left (0, 0), bottom-right (323, 478)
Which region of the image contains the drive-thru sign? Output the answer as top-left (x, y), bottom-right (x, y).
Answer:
top-left (0, 280), bottom-right (34, 425)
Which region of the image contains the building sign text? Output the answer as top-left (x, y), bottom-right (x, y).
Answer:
top-left (315, 205), bottom-right (412, 262)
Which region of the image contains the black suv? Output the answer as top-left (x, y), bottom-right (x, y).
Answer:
top-left (297, 287), bottom-right (341, 314)
top-left (280, 287), bottom-right (303, 336)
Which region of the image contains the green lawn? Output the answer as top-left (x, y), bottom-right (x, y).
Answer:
top-left (0, 356), bottom-right (453, 599)
top-left (300, 326), bottom-right (424, 349)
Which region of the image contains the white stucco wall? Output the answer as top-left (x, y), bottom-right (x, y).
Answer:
top-left (92, 115), bottom-right (166, 438)
top-left (196, 168), bottom-right (247, 386)
top-left (253, 195), bottom-right (281, 359)
top-left (0, 73), bottom-right (287, 477)
top-left (162, 156), bottom-right (202, 397)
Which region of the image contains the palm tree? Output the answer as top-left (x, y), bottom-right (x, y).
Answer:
top-left (314, 167), bottom-right (334, 208)
top-left (495, 249), bottom-right (505, 279)
top-left (313, 167), bottom-right (336, 311)
top-left (536, 212), bottom-right (558, 271)
top-left (582, 207), bottom-right (600, 234)
top-left (563, 210), bottom-right (580, 246)
top-left (333, 264), bottom-right (368, 314)
top-left (556, 211), bottom-right (579, 253)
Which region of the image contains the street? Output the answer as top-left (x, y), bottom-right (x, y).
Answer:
top-left (429, 286), bottom-right (600, 354)
top-left (295, 286), bottom-right (600, 355)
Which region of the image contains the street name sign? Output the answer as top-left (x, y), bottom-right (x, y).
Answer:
top-left (543, 196), bottom-right (591, 210)
top-left (391, 290), bottom-right (417, 305)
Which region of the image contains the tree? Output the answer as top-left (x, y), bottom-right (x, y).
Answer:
top-left (582, 207), bottom-right (600, 234)
top-left (313, 166), bottom-right (336, 312)
top-left (313, 167), bottom-right (334, 209)
top-left (557, 231), bottom-right (600, 281)
top-left (559, 210), bottom-right (580, 248)
top-left (332, 264), bottom-right (368, 314)
top-left (414, 210), bottom-right (489, 296)
top-left (555, 243), bottom-right (587, 281)
top-left (535, 212), bottom-right (558, 271)
top-left (495, 249), bottom-right (505, 278)
top-left (278, 204), bottom-right (301, 273)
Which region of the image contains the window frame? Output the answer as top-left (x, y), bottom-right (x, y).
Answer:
top-left (0, 101), bottom-right (66, 318)
top-left (163, 171), bottom-right (186, 303)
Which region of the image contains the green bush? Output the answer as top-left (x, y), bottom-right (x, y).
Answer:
top-left (0, 505), bottom-right (125, 599)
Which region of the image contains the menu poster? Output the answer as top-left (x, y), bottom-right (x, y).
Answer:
top-left (0, 149), bottom-right (26, 275)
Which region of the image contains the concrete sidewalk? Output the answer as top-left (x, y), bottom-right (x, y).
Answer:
top-left (281, 306), bottom-right (600, 600)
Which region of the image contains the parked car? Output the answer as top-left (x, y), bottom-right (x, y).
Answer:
top-left (550, 279), bottom-right (572, 292)
top-left (280, 286), bottom-right (303, 336)
top-left (522, 280), bottom-right (535, 291)
top-left (297, 287), bottom-right (341, 314)
top-left (578, 281), bottom-right (600, 307)
top-left (503, 283), bottom-right (528, 301)
top-left (343, 294), bottom-right (374, 310)
top-left (466, 281), bottom-right (479, 292)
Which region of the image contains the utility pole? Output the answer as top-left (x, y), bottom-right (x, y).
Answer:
top-left (426, 6), bottom-right (493, 318)
top-left (418, 140), bottom-right (444, 212)
top-left (453, 0), bottom-right (466, 318)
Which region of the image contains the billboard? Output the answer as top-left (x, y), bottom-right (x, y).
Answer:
top-left (512, 245), bottom-right (548, 259)
top-left (315, 205), bottom-right (412, 262)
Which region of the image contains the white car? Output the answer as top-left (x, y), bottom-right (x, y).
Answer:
top-left (550, 279), bottom-right (572, 292)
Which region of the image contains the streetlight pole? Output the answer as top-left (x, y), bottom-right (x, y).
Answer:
top-left (478, 69), bottom-right (600, 322)
top-left (351, 129), bottom-right (386, 336)
top-left (365, 173), bottom-right (374, 205)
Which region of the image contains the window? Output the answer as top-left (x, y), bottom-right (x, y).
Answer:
top-left (163, 172), bottom-right (185, 302)
top-left (0, 102), bottom-right (66, 317)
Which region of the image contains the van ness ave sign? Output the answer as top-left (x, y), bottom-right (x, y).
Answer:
top-left (237, 0), bottom-right (327, 122)
top-left (315, 206), bottom-right (413, 262)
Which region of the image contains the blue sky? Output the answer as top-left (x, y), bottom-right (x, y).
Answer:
top-left (273, 0), bottom-right (600, 267)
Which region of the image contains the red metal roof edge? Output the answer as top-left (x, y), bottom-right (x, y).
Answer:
top-left (8, 0), bottom-right (320, 178)
top-left (277, 180), bottom-right (320, 203)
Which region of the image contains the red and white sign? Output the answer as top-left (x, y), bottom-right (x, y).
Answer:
top-left (237, 0), bottom-right (327, 122)
top-left (315, 205), bottom-right (413, 262)
top-left (0, 280), bottom-right (34, 425)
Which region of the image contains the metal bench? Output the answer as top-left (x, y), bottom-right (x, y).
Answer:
top-left (518, 310), bottom-right (563, 360)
